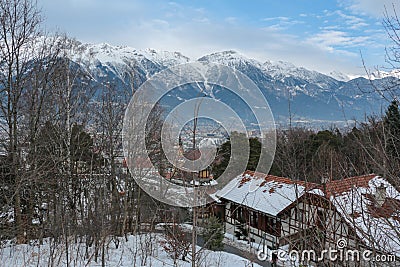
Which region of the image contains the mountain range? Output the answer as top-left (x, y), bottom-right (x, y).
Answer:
top-left (74, 42), bottom-right (400, 127)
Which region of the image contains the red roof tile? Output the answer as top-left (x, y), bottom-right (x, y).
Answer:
top-left (239, 171), bottom-right (379, 199)
top-left (324, 174), bottom-right (377, 197)
top-left (241, 170), bottom-right (319, 190)
top-left (364, 194), bottom-right (400, 221)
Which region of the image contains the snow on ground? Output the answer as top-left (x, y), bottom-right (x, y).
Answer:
top-left (0, 233), bottom-right (261, 267)
top-left (224, 232), bottom-right (259, 253)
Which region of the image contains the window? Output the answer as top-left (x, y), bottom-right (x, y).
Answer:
top-left (295, 208), bottom-right (304, 222)
top-left (250, 211), bottom-right (258, 227)
top-left (230, 203), bottom-right (236, 217)
top-left (275, 221), bottom-right (282, 237)
top-left (237, 207), bottom-right (244, 222)
top-left (265, 216), bottom-right (279, 235)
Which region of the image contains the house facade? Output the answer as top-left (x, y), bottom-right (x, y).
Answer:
top-left (213, 171), bottom-right (400, 265)
top-left (215, 171), bottom-right (322, 249)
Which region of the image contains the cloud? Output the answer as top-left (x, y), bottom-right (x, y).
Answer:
top-left (307, 30), bottom-right (370, 51)
top-left (116, 19), bottom-right (369, 74)
top-left (321, 25), bottom-right (341, 30)
top-left (37, 0), bottom-right (384, 75)
top-left (334, 10), bottom-right (369, 29)
top-left (323, 10), bottom-right (369, 29)
top-left (225, 17), bottom-right (237, 24)
top-left (262, 16), bottom-right (290, 22)
top-left (261, 16), bottom-right (304, 30)
top-left (340, 0), bottom-right (400, 17)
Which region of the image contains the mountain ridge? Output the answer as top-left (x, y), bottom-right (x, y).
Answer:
top-left (68, 41), bottom-right (398, 126)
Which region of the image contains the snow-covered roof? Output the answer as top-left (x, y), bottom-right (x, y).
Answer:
top-left (216, 171), bottom-right (400, 256)
top-left (209, 193), bottom-right (221, 203)
top-left (312, 175), bottom-right (400, 256)
top-left (216, 171), bottom-right (317, 216)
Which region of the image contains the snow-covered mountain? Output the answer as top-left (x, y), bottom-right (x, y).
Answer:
top-left (69, 41), bottom-right (399, 126)
top-left (329, 71), bottom-right (351, 82)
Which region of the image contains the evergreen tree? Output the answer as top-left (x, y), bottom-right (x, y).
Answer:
top-left (212, 139), bottom-right (231, 178)
top-left (70, 124), bottom-right (104, 172)
top-left (384, 100), bottom-right (400, 160)
top-left (384, 100), bottom-right (400, 131)
top-left (202, 216), bottom-right (224, 251)
top-left (212, 132), bottom-right (262, 178)
top-left (248, 138), bottom-right (262, 170)
top-left (234, 223), bottom-right (249, 240)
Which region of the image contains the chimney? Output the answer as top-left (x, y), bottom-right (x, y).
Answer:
top-left (375, 183), bottom-right (387, 207)
top-left (321, 176), bottom-right (329, 185)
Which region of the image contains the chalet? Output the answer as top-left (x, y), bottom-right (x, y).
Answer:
top-left (213, 171), bottom-right (400, 263)
top-left (322, 175), bottom-right (400, 259)
top-left (166, 148), bottom-right (216, 186)
top-left (215, 170), bottom-right (321, 249)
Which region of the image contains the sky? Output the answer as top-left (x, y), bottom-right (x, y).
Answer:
top-left (37, 0), bottom-right (400, 76)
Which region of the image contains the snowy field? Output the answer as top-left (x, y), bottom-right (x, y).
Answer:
top-left (0, 233), bottom-right (261, 267)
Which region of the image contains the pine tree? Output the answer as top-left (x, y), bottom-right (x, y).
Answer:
top-left (234, 223), bottom-right (249, 240)
top-left (202, 216), bottom-right (224, 251)
top-left (212, 132), bottom-right (262, 178)
top-left (384, 100), bottom-right (400, 132)
top-left (384, 100), bottom-right (400, 160)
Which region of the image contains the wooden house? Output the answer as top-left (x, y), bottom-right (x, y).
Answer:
top-left (213, 171), bottom-right (400, 264)
top-left (215, 171), bottom-right (321, 249)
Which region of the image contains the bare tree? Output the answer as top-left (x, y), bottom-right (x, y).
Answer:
top-left (0, 0), bottom-right (44, 243)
